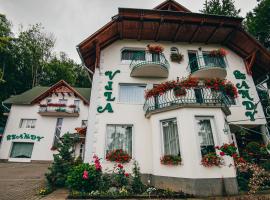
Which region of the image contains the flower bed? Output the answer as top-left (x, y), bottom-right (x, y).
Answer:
top-left (201, 153), bottom-right (223, 167)
top-left (160, 155), bottom-right (181, 165)
top-left (106, 149), bottom-right (131, 163)
top-left (145, 77), bottom-right (238, 99)
top-left (147, 44), bottom-right (164, 53)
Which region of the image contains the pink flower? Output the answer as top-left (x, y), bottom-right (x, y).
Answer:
top-left (220, 152), bottom-right (225, 156)
top-left (124, 173), bottom-right (129, 177)
top-left (95, 163), bottom-right (102, 171)
top-left (82, 170), bottom-right (89, 180)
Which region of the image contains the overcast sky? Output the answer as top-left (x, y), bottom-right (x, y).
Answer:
top-left (0, 0), bottom-right (258, 63)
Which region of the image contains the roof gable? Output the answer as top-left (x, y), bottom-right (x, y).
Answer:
top-left (154, 0), bottom-right (191, 12)
top-left (31, 80), bottom-right (90, 105)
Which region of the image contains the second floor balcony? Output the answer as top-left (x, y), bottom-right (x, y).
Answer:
top-left (130, 51), bottom-right (169, 78)
top-left (143, 78), bottom-right (237, 118)
top-left (38, 103), bottom-right (80, 117)
top-left (188, 54), bottom-right (227, 79)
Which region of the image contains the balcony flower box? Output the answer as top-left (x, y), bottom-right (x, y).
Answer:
top-left (173, 87), bottom-right (186, 97)
top-left (201, 153), bottom-right (223, 167)
top-left (69, 104), bottom-right (77, 108)
top-left (55, 108), bottom-right (66, 112)
top-left (210, 48), bottom-right (227, 57)
top-left (161, 155), bottom-right (181, 165)
top-left (106, 149), bottom-right (131, 163)
top-left (170, 53), bottom-right (184, 63)
top-left (147, 44), bottom-right (164, 54)
top-left (47, 103), bottom-right (66, 107)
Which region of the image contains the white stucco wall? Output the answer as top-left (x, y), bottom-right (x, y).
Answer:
top-left (0, 93), bottom-right (89, 162)
top-left (85, 39), bottom-right (266, 178)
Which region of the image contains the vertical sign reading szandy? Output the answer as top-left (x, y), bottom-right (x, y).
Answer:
top-left (97, 70), bottom-right (120, 113)
top-left (233, 70), bottom-right (258, 121)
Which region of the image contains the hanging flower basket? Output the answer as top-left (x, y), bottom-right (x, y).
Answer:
top-left (106, 149), bottom-right (131, 163)
top-left (201, 153), bottom-right (223, 167)
top-left (147, 44), bottom-right (164, 53)
top-left (170, 53), bottom-right (184, 63)
top-left (173, 87), bottom-right (187, 97)
top-left (210, 48), bottom-right (228, 57)
top-left (160, 155), bottom-right (181, 165)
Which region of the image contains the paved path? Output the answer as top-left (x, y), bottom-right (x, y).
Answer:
top-left (0, 162), bottom-right (50, 200)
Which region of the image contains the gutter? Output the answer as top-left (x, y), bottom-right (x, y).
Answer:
top-left (1, 102), bottom-right (10, 112)
top-left (76, 46), bottom-right (94, 83)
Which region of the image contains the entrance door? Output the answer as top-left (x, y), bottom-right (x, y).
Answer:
top-left (10, 142), bottom-right (34, 159)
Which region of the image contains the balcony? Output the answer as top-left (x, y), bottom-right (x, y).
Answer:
top-left (38, 104), bottom-right (79, 117)
top-left (144, 86), bottom-right (233, 118)
top-left (188, 55), bottom-right (227, 79)
top-left (130, 52), bottom-right (169, 78)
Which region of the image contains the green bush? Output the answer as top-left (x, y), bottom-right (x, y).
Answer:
top-left (46, 133), bottom-right (78, 188)
top-left (246, 142), bottom-right (261, 154)
top-left (66, 163), bottom-right (102, 192)
top-left (131, 161), bottom-right (145, 194)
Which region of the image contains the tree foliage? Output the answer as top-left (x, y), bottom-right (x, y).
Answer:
top-left (245, 0), bottom-right (270, 49)
top-left (0, 13), bottom-right (91, 127)
top-left (201, 0), bottom-right (241, 17)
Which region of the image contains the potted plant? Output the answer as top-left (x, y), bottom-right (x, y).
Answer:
top-left (160, 155), bottom-right (181, 165)
top-left (106, 149), bottom-right (131, 163)
top-left (147, 44), bottom-right (164, 53)
top-left (170, 53), bottom-right (184, 63)
top-left (215, 143), bottom-right (238, 157)
top-left (210, 48), bottom-right (228, 57)
top-left (201, 152), bottom-right (223, 167)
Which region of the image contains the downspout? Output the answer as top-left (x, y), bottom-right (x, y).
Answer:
top-left (76, 46), bottom-right (94, 83)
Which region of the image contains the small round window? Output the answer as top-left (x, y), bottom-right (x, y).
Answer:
top-left (171, 47), bottom-right (179, 54)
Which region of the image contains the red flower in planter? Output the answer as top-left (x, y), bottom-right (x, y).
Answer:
top-left (106, 149), bottom-right (131, 163)
top-left (160, 155), bottom-right (181, 165)
top-left (201, 153), bottom-right (223, 167)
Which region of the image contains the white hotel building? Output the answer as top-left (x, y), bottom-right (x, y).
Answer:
top-left (1, 0), bottom-right (270, 197)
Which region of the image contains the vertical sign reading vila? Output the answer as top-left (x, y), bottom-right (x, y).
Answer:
top-left (233, 70), bottom-right (258, 121)
top-left (97, 70), bottom-right (120, 113)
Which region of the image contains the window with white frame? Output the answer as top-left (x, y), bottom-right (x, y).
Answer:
top-left (10, 142), bottom-right (34, 158)
top-left (119, 84), bottom-right (146, 104)
top-left (202, 51), bottom-right (226, 68)
top-left (196, 117), bottom-right (216, 156)
top-left (161, 118), bottom-right (180, 156)
top-left (121, 49), bottom-right (145, 61)
top-left (106, 124), bottom-right (133, 156)
top-left (19, 119), bottom-right (36, 129)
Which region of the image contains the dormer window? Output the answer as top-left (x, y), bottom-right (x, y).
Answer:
top-left (121, 49), bottom-right (145, 61)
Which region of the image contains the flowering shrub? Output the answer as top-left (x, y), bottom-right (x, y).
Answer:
top-left (111, 163), bottom-right (129, 188)
top-left (147, 44), bottom-right (164, 53)
top-left (106, 149), bottom-right (131, 163)
top-left (145, 77), bottom-right (238, 99)
top-left (210, 48), bottom-right (227, 57)
top-left (216, 143), bottom-right (238, 157)
top-left (201, 153), bottom-right (223, 167)
top-left (66, 155), bottom-right (103, 192)
top-left (160, 155), bottom-right (181, 165)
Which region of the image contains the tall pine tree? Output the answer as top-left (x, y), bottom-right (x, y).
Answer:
top-left (245, 0), bottom-right (270, 49)
top-left (201, 0), bottom-right (241, 17)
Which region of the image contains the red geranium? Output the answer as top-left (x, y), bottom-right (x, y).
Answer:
top-left (106, 149), bottom-right (131, 163)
